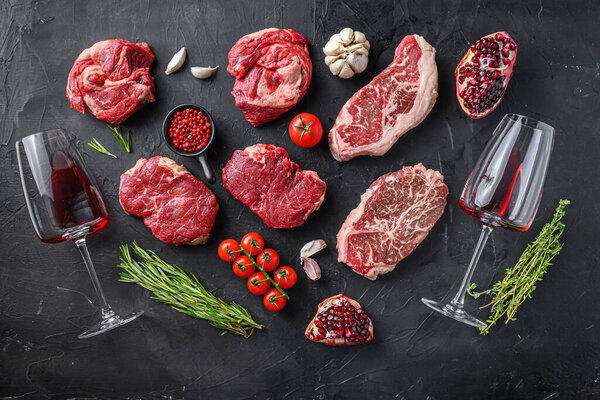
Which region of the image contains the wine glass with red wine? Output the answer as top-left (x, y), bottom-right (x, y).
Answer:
top-left (421, 114), bottom-right (555, 328)
top-left (16, 129), bottom-right (143, 338)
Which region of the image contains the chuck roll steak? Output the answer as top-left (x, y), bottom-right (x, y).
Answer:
top-left (337, 164), bottom-right (448, 280)
top-left (329, 35), bottom-right (438, 161)
top-left (119, 156), bottom-right (218, 245)
top-left (227, 28), bottom-right (312, 127)
top-left (222, 144), bottom-right (326, 229)
top-left (67, 39), bottom-right (156, 124)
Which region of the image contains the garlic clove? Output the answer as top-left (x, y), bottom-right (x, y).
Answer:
top-left (338, 63), bottom-right (355, 79)
top-left (323, 41), bottom-right (344, 56)
top-left (328, 58), bottom-right (346, 76)
top-left (324, 55), bottom-right (340, 66)
top-left (302, 258), bottom-right (322, 281)
top-left (165, 47), bottom-right (186, 75)
top-left (330, 33), bottom-right (342, 44)
top-left (347, 53), bottom-right (368, 74)
top-left (363, 40), bottom-right (371, 51)
top-left (300, 240), bottom-right (327, 259)
top-left (339, 28), bottom-right (354, 45)
top-left (353, 31), bottom-right (367, 43)
top-left (190, 65), bottom-right (219, 79)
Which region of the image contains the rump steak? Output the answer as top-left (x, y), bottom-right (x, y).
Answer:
top-left (329, 35), bottom-right (438, 161)
top-left (119, 156), bottom-right (218, 245)
top-left (67, 39), bottom-right (156, 125)
top-left (227, 28), bottom-right (312, 127)
top-left (222, 144), bottom-right (326, 229)
top-left (337, 164), bottom-right (448, 280)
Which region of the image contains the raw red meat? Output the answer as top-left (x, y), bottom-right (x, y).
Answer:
top-left (337, 164), bottom-right (448, 280)
top-left (329, 35), bottom-right (438, 161)
top-left (119, 156), bottom-right (218, 245)
top-left (222, 144), bottom-right (326, 229)
top-left (227, 28), bottom-right (312, 127)
top-left (67, 39), bottom-right (156, 125)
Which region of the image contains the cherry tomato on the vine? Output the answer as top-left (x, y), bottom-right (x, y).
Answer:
top-left (289, 113), bottom-right (323, 148)
top-left (263, 288), bottom-right (287, 311)
top-left (273, 266), bottom-right (297, 289)
top-left (247, 272), bottom-right (271, 295)
top-left (218, 239), bottom-right (241, 262)
top-left (232, 255), bottom-right (255, 278)
top-left (241, 232), bottom-right (264, 256)
top-left (256, 248), bottom-right (279, 272)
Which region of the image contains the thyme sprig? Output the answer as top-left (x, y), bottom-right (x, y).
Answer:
top-left (88, 137), bottom-right (117, 158)
top-left (118, 243), bottom-right (263, 337)
top-left (468, 199), bottom-right (570, 335)
top-left (106, 124), bottom-right (131, 152)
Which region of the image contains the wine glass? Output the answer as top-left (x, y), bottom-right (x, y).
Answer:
top-left (421, 114), bottom-right (555, 328)
top-left (16, 129), bottom-right (143, 338)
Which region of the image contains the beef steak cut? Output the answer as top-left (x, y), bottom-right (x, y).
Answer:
top-left (337, 164), bottom-right (448, 280)
top-left (119, 156), bottom-right (218, 245)
top-left (329, 35), bottom-right (438, 161)
top-left (67, 39), bottom-right (156, 125)
top-left (227, 28), bottom-right (312, 127)
top-left (222, 144), bottom-right (326, 229)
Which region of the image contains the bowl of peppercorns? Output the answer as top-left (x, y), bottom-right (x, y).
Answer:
top-left (163, 104), bottom-right (216, 184)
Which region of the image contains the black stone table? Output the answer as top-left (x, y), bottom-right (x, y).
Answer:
top-left (1, 1), bottom-right (599, 398)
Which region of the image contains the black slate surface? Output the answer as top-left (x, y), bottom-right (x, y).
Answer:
top-left (1, 0), bottom-right (599, 399)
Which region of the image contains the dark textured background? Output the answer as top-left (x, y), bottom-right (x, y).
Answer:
top-left (1, 0), bottom-right (599, 399)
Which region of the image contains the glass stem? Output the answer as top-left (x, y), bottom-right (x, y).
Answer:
top-left (451, 224), bottom-right (494, 308)
top-left (74, 237), bottom-right (114, 319)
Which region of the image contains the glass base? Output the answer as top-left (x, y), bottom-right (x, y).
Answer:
top-left (78, 310), bottom-right (144, 339)
top-left (421, 298), bottom-right (487, 329)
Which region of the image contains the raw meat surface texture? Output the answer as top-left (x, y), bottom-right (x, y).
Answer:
top-left (227, 28), bottom-right (312, 127)
top-left (67, 39), bottom-right (156, 124)
top-left (119, 156), bottom-right (218, 245)
top-left (222, 144), bottom-right (326, 229)
top-left (337, 164), bottom-right (448, 280)
top-left (329, 35), bottom-right (438, 161)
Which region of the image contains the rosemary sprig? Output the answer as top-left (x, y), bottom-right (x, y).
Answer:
top-left (106, 124), bottom-right (131, 152)
top-left (88, 138), bottom-right (117, 158)
top-left (118, 243), bottom-right (263, 337)
top-left (468, 199), bottom-right (570, 335)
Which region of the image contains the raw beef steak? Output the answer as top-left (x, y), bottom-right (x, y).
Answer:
top-left (67, 39), bottom-right (156, 124)
top-left (329, 35), bottom-right (438, 161)
top-left (227, 28), bottom-right (312, 127)
top-left (337, 164), bottom-right (448, 280)
top-left (222, 144), bottom-right (326, 229)
top-left (119, 156), bottom-right (218, 245)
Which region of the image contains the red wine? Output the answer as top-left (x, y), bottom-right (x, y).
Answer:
top-left (42, 151), bottom-right (108, 243)
top-left (460, 148), bottom-right (539, 232)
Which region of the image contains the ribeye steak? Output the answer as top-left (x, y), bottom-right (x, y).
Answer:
top-left (222, 144), bottom-right (326, 229)
top-left (67, 39), bottom-right (156, 125)
top-left (227, 28), bottom-right (312, 127)
top-left (119, 156), bottom-right (218, 245)
top-left (337, 164), bottom-right (448, 280)
top-left (329, 35), bottom-right (438, 161)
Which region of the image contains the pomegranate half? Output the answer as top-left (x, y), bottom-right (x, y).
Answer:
top-left (305, 294), bottom-right (374, 346)
top-left (455, 31), bottom-right (517, 119)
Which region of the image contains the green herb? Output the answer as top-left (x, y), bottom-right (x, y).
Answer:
top-left (468, 199), bottom-right (570, 335)
top-left (107, 124), bottom-right (131, 152)
top-left (118, 243), bottom-right (263, 337)
top-left (88, 138), bottom-right (117, 158)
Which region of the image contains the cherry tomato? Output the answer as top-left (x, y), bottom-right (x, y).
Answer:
top-left (247, 272), bottom-right (271, 295)
top-left (289, 113), bottom-right (323, 148)
top-left (218, 239), bottom-right (241, 262)
top-left (256, 248), bottom-right (279, 272)
top-left (263, 288), bottom-right (287, 311)
top-left (241, 232), bottom-right (264, 256)
top-left (273, 266), bottom-right (297, 289)
top-left (232, 255), bottom-right (255, 278)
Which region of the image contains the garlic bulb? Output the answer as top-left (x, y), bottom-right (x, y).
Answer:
top-left (323, 28), bottom-right (370, 79)
top-left (191, 66), bottom-right (219, 79)
top-left (165, 47), bottom-right (186, 75)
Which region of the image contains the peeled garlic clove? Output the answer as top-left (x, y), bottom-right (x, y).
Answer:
top-left (338, 63), bottom-right (355, 79)
top-left (347, 53), bottom-right (368, 74)
top-left (339, 28), bottom-right (354, 45)
top-left (300, 240), bottom-right (327, 259)
top-left (191, 66), bottom-right (219, 79)
top-left (302, 258), bottom-right (322, 281)
top-left (165, 47), bottom-right (186, 75)
top-left (323, 41), bottom-right (344, 56)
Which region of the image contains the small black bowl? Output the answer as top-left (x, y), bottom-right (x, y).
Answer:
top-left (163, 104), bottom-right (216, 184)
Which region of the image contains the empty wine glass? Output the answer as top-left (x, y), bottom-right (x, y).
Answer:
top-left (16, 129), bottom-right (143, 338)
top-left (421, 114), bottom-right (555, 328)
